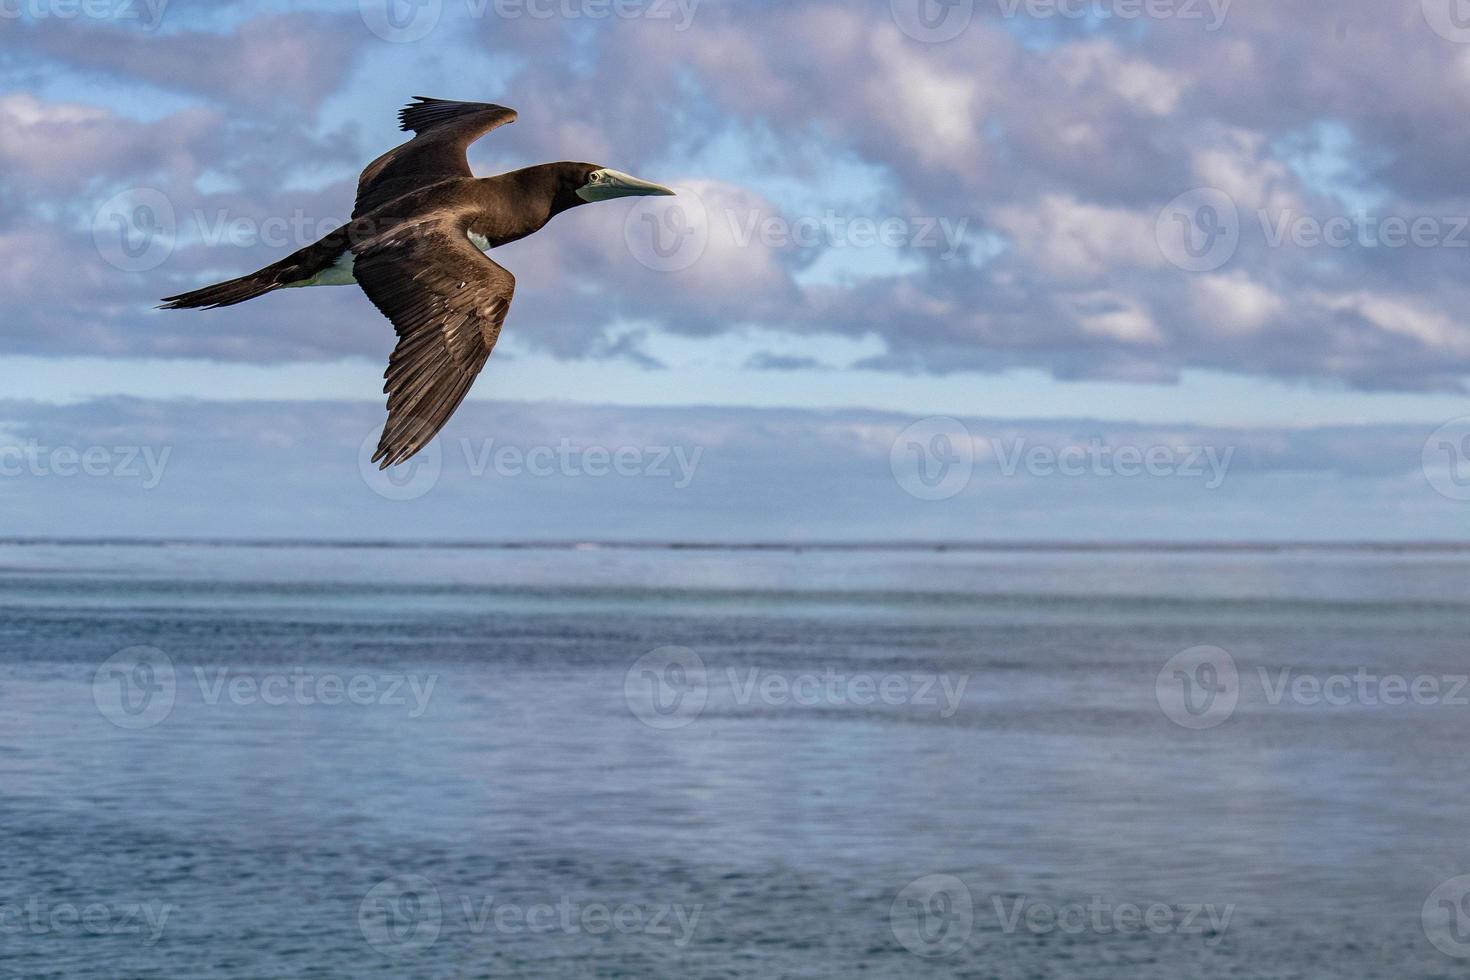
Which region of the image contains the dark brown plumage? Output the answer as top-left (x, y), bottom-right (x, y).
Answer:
top-left (352, 217), bottom-right (513, 469)
top-left (160, 97), bottom-right (675, 469)
top-left (355, 99), bottom-right (519, 219)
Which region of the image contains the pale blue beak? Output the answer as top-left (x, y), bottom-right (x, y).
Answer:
top-left (576, 169), bottom-right (677, 202)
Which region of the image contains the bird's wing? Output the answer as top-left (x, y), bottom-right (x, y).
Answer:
top-left (354, 97), bottom-right (518, 218)
top-left (352, 217), bottom-right (515, 468)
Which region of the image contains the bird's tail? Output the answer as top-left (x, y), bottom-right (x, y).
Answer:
top-left (159, 268), bottom-right (284, 310)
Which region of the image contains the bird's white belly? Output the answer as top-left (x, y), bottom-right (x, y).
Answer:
top-left (288, 252), bottom-right (358, 288)
top-left (288, 233), bottom-right (495, 288)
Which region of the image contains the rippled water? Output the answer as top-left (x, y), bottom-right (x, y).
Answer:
top-left (2, 543), bottom-right (1468, 977)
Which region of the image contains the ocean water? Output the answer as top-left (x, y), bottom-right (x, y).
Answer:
top-left (2, 542), bottom-right (1469, 978)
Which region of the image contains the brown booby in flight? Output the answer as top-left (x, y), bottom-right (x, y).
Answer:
top-left (161, 97), bottom-right (675, 468)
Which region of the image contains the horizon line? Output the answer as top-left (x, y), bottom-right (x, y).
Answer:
top-left (2, 537), bottom-right (1469, 553)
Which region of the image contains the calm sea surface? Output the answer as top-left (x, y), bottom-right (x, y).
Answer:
top-left (2, 542), bottom-right (1468, 978)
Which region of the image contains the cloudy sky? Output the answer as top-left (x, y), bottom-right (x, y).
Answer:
top-left (0, 0), bottom-right (1467, 540)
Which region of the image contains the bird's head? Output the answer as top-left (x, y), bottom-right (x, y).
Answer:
top-left (569, 163), bottom-right (677, 203)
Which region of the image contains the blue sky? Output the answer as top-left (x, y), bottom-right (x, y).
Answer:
top-left (0, 0), bottom-right (1467, 539)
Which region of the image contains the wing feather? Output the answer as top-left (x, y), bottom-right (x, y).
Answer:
top-left (354, 97), bottom-right (518, 217)
top-left (352, 218), bottom-right (515, 468)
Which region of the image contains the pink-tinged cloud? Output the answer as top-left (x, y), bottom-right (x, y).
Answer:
top-left (21, 12), bottom-right (361, 114)
top-left (3, 0), bottom-right (1470, 389)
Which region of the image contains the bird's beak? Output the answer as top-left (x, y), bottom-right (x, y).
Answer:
top-left (577, 169), bottom-right (678, 202)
